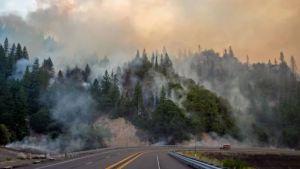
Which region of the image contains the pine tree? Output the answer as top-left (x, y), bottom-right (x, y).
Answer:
top-left (15, 43), bottom-right (23, 60)
top-left (290, 56), bottom-right (297, 80)
top-left (4, 38), bottom-right (9, 56)
top-left (22, 46), bottom-right (29, 59)
top-left (7, 43), bottom-right (16, 77)
top-left (280, 52), bottom-right (285, 64)
top-left (228, 46), bottom-right (234, 57)
top-left (0, 45), bottom-right (6, 75)
top-left (90, 79), bottom-right (101, 102)
top-left (28, 59), bottom-right (40, 114)
top-left (116, 66), bottom-right (122, 80)
top-left (133, 82), bottom-right (143, 114)
top-left (290, 56), bottom-right (297, 74)
top-left (39, 65), bottom-right (51, 90)
top-left (0, 75), bottom-right (15, 134)
top-left (101, 70), bottom-right (111, 95)
top-left (142, 49), bottom-right (148, 63)
top-left (109, 72), bottom-right (120, 104)
top-left (135, 50), bottom-right (140, 59)
top-left (160, 86), bottom-right (166, 102)
top-left (42, 58), bottom-right (54, 77)
top-left (155, 53), bottom-right (158, 69)
top-left (151, 52), bottom-right (155, 65)
top-left (13, 87), bottom-right (29, 140)
top-left (84, 64), bottom-right (91, 82)
top-left (164, 52), bottom-right (172, 67)
top-left (57, 70), bottom-right (64, 83)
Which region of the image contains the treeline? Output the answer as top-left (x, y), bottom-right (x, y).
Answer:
top-left (185, 47), bottom-right (300, 148)
top-left (0, 39), bottom-right (238, 147)
top-left (58, 49), bottom-right (238, 144)
top-left (0, 38), bottom-right (56, 145)
top-left (2, 38), bottom-right (300, 149)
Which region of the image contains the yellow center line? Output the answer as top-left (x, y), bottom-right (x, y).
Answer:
top-left (104, 152), bottom-right (141, 169)
top-left (116, 152), bottom-right (144, 169)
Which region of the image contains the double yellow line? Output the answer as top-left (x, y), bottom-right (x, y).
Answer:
top-left (105, 152), bottom-right (144, 169)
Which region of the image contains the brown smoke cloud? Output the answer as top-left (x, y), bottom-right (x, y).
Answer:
top-left (1, 0), bottom-right (299, 68)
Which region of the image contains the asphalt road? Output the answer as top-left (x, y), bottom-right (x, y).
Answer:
top-left (21, 147), bottom-right (193, 169)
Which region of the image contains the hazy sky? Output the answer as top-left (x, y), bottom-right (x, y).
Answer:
top-left (0, 0), bottom-right (299, 68)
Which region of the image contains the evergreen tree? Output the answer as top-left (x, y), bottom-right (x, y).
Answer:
top-left (28, 59), bottom-right (40, 114)
top-left (91, 79), bottom-right (101, 99)
top-left (160, 86), bottom-right (166, 102)
top-left (0, 75), bottom-right (14, 134)
top-left (22, 67), bottom-right (31, 89)
top-left (280, 52), bottom-right (285, 64)
top-left (12, 86), bottom-right (29, 140)
top-left (133, 82), bottom-right (143, 114)
top-left (290, 56), bottom-right (297, 79)
top-left (84, 64), bottom-right (91, 82)
top-left (4, 38), bottom-right (9, 56)
top-left (151, 52), bottom-right (155, 65)
top-left (42, 58), bottom-right (54, 77)
top-left (228, 46), bottom-right (234, 57)
top-left (7, 43), bottom-right (16, 77)
top-left (109, 72), bottom-right (120, 107)
top-left (0, 45), bottom-right (6, 75)
top-left (135, 50), bottom-right (140, 58)
top-left (16, 43), bottom-right (23, 60)
top-left (155, 53), bottom-right (158, 69)
top-left (22, 46), bottom-right (29, 59)
top-left (164, 52), bottom-right (172, 67)
top-left (30, 107), bottom-right (51, 134)
top-left (152, 99), bottom-right (191, 144)
top-left (142, 49), bottom-right (148, 63)
top-left (160, 53), bottom-right (163, 65)
top-left (101, 70), bottom-right (111, 94)
top-left (57, 70), bottom-right (64, 83)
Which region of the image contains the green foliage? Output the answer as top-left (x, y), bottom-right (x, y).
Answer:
top-left (30, 107), bottom-right (52, 134)
top-left (183, 85), bottom-right (238, 136)
top-left (0, 124), bottom-right (11, 145)
top-left (90, 70), bottom-right (121, 114)
top-left (252, 124), bottom-right (269, 144)
top-left (11, 86), bottom-right (30, 140)
top-left (133, 82), bottom-right (143, 113)
top-left (151, 99), bottom-right (191, 143)
top-left (15, 43), bottom-right (23, 60)
top-left (223, 159), bottom-right (252, 169)
top-left (160, 86), bottom-right (166, 101)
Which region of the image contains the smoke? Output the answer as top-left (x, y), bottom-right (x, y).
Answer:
top-left (7, 82), bottom-right (112, 153)
top-left (11, 58), bottom-right (31, 80)
top-left (2, 0), bottom-right (299, 149)
top-left (1, 0), bottom-right (299, 69)
top-left (182, 132), bottom-right (252, 148)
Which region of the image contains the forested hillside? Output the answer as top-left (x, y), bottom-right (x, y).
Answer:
top-left (0, 38), bottom-right (299, 151)
top-left (176, 47), bottom-right (300, 148)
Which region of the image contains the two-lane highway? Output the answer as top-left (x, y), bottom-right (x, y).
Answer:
top-left (21, 147), bottom-right (193, 169)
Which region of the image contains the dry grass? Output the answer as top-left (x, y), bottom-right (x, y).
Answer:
top-left (182, 151), bottom-right (254, 169)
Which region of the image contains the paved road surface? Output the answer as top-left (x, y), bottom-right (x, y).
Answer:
top-left (21, 147), bottom-right (193, 169)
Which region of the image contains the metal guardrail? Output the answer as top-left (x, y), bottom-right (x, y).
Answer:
top-left (168, 151), bottom-right (226, 169)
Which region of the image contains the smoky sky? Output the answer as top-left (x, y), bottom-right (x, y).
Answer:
top-left (0, 0), bottom-right (299, 69)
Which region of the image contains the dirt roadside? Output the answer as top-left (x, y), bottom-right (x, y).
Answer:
top-left (197, 147), bottom-right (300, 169)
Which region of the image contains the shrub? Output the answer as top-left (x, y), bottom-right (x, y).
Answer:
top-left (0, 124), bottom-right (11, 145)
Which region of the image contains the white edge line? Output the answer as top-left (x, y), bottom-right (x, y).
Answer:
top-left (156, 155), bottom-right (161, 169)
top-left (35, 149), bottom-right (120, 169)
